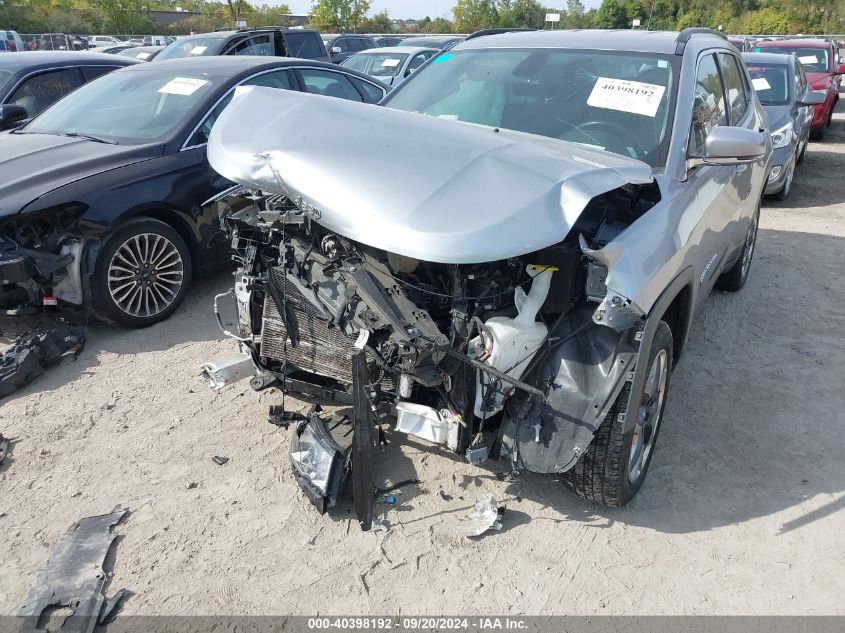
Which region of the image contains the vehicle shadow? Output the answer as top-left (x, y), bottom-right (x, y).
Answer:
top-left (496, 227), bottom-right (845, 534)
top-left (768, 148), bottom-right (845, 210)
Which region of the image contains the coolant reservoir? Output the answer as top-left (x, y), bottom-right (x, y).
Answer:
top-left (470, 265), bottom-right (555, 418)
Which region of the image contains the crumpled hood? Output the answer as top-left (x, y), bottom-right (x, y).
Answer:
top-left (0, 131), bottom-right (160, 217)
top-left (207, 86), bottom-right (653, 264)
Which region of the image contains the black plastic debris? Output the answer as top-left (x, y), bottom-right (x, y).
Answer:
top-left (0, 433), bottom-right (8, 466)
top-left (212, 455), bottom-right (229, 466)
top-left (0, 324), bottom-right (86, 399)
top-left (19, 506), bottom-right (127, 633)
top-left (97, 587), bottom-right (128, 625)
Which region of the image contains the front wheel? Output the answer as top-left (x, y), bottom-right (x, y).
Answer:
top-left (92, 217), bottom-right (192, 328)
top-left (562, 321), bottom-right (673, 507)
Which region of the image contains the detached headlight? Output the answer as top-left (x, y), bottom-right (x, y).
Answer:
top-left (770, 122), bottom-right (793, 149)
top-left (290, 416), bottom-right (347, 512)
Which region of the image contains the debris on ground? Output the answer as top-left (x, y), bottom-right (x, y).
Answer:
top-left (97, 587), bottom-right (129, 625)
top-left (0, 323), bottom-right (85, 399)
top-left (0, 433), bottom-right (8, 466)
top-left (212, 455), bottom-right (229, 465)
top-left (464, 493), bottom-right (504, 538)
top-left (19, 506), bottom-right (127, 633)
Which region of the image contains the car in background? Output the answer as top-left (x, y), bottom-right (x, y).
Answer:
top-left (155, 29), bottom-right (330, 63)
top-left (0, 56), bottom-right (387, 327)
top-left (0, 51), bottom-right (138, 131)
top-left (375, 36), bottom-right (403, 47)
top-left (728, 36), bottom-right (753, 52)
top-left (143, 35), bottom-right (174, 47)
top-left (88, 35), bottom-right (122, 48)
top-left (751, 38), bottom-right (844, 139)
top-left (743, 52), bottom-right (826, 200)
top-left (323, 34), bottom-right (378, 63)
top-left (117, 45), bottom-right (163, 62)
top-left (397, 35), bottom-right (464, 50)
top-left (341, 46), bottom-right (437, 87)
top-left (1, 30), bottom-right (24, 52)
top-left (99, 43), bottom-right (139, 55)
top-left (38, 33), bottom-right (73, 51)
top-left (207, 28), bottom-right (770, 517)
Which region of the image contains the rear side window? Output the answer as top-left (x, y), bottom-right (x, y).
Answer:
top-left (243, 69), bottom-right (294, 90)
top-left (334, 38), bottom-right (350, 53)
top-left (284, 32), bottom-right (323, 59)
top-left (354, 78), bottom-right (385, 103)
top-left (717, 53), bottom-right (748, 123)
top-left (348, 38), bottom-right (363, 53)
top-left (8, 68), bottom-right (80, 118)
top-left (298, 68), bottom-right (362, 102)
top-left (360, 38), bottom-right (375, 50)
top-left (80, 65), bottom-right (119, 82)
top-left (226, 35), bottom-right (272, 56)
top-left (690, 54), bottom-right (727, 156)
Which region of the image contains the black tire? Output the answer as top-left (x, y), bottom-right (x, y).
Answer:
top-left (716, 204), bottom-right (759, 292)
top-left (563, 320), bottom-right (673, 507)
top-left (772, 158), bottom-right (794, 201)
top-left (92, 216), bottom-right (192, 328)
top-left (796, 139), bottom-right (807, 164)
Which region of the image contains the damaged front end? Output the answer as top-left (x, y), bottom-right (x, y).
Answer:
top-left (206, 87), bottom-right (661, 524)
top-left (0, 205), bottom-right (88, 316)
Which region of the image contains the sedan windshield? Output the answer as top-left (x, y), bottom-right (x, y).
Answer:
top-left (746, 64), bottom-right (790, 105)
top-left (384, 48), bottom-right (678, 168)
top-left (23, 69), bottom-right (219, 144)
top-left (156, 35), bottom-right (226, 60)
top-left (752, 47), bottom-right (829, 73)
top-left (343, 52), bottom-right (409, 77)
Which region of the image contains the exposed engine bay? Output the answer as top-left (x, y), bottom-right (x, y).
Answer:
top-left (217, 179), bottom-right (659, 528)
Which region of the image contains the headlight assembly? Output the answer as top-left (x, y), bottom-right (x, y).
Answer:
top-left (770, 122), bottom-right (793, 149)
top-left (290, 413), bottom-right (348, 513)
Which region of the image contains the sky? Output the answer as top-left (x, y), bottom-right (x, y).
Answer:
top-left (282, 0), bottom-right (602, 20)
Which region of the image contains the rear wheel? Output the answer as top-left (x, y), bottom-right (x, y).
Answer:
top-left (716, 204), bottom-right (759, 292)
top-left (563, 321), bottom-right (673, 507)
top-left (92, 217), bottom-right (192, 328)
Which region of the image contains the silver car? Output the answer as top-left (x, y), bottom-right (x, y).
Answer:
top-left (743, 51), bottom-right (826, 200)
top-left (341, 46), bottom-right (437, 87)
top-left (205, 29), bottom-right (771, 526)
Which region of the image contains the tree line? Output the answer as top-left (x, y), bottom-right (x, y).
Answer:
top-left (2, 0), bottom-right (842, 36)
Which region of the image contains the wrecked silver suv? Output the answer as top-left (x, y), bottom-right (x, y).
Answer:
top-left (205, 29), bottom-right (771, 527)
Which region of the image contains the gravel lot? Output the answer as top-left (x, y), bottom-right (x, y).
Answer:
top-left (1, 99), bottom-right (843, 617)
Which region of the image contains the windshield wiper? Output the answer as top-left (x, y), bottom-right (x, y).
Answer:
top-left (61, 132), bottom-right (117, 145)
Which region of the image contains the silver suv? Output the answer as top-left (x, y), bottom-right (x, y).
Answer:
top-left (205, 28), bottom-right (771, 526)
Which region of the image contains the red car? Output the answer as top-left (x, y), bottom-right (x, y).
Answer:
top-left (752, 38), bottom-right (844, 139)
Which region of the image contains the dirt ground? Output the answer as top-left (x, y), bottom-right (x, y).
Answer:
top-left (1, 101), bottom-right (844, 618)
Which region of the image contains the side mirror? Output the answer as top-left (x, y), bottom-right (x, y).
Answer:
top-left (331, 46), bottom-right (342, 54)
top-left (689, 126), bottom-right (766, 168)
top-left (0, 104), bottom-right (29, 129)
top-left (800, 90), bottom-right (827, 106)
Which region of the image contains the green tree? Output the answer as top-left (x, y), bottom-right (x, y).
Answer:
top-left (452, 0), bottom-right (499, 31)
top-left (309, 0), bottom-right (371, 32)
top-left (595, 0), bottom-right (628, 27)
top-left (564, 0), bottom-right (585, 27)
top-left (499, 0), bottom-right (546, 27)
top-left (359, 9), bottom-right (392, 31)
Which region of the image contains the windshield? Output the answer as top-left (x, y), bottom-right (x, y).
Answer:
top-left (343, 52), bottom-right (409, 77)
top-left (0, 68), bottom-right (12, 94)
top-left (23, 69), bottom-right (219, 144)
top-left (385, 48), bottom-right (678, 168)
top-left (752, 46), bottom-right (829, 73)
top-left (746, 64), bottom-right (790, 105)
top-left (156, 35), bottom-right (226, 60)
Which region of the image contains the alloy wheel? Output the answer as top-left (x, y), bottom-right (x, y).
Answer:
top-left (628, 348), bottom-right (669, 484)
top-left (107, 232), bottom-right (184, 318)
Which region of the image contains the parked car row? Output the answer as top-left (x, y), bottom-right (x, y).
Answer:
top-left (0, 28), bottom-right (836, 520)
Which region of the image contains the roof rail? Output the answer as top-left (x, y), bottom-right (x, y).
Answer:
top-left (675, 27), bottom-right (726, 55)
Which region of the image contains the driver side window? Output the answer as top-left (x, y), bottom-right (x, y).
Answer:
top-left (690, 54), bottom-right (727, 157)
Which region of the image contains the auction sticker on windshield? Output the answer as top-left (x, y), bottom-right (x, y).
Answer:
top-left (159, 77), bottom-right (209, 95)
top-left (751, 77), bottom-right (771, 91)
top-left (382, 59), bottom-right (401, 67)
top-left (587, 77), bottom-right (665, 117)
top-left (189, 45), bottom-right (207, 55)
top-left (799, 55), bottom-right (818, 65)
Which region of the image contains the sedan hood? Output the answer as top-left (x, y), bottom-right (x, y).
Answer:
top-left (0, 131), bottom-right (161, 217)
top-left (207, 86), bottom-right (653, 264)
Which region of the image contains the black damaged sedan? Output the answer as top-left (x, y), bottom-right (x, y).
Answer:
top-left (0, 56), bottom-right (387, 326)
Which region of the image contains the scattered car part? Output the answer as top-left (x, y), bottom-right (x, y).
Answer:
top-left (351, 351), bottom-right (375, 531)
top-left (0, 433), bottom-right (8, 465)
top-left (0, 323), bottom-right (85, 399)
top-left (464, 493), bottom-right (504, 538)
top-left (19, 506), bottom-right (127, 633)
top-left (96, 587), bottom-right (128, 625)
top-left (212, 455), bottom-right (229, 465)
top-left (200, 353), bottom-right (254, 390)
